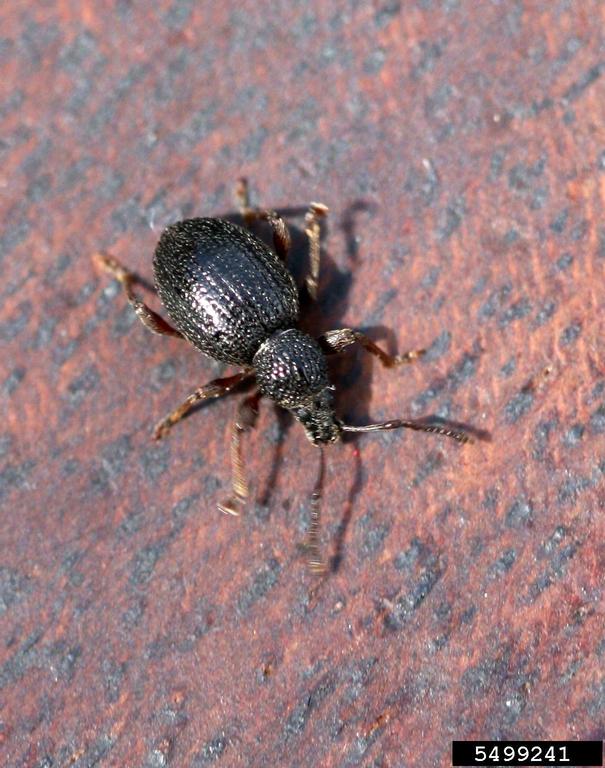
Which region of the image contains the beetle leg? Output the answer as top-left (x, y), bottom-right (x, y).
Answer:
top-left (303, 202), bottom-right (328, 300)
top-left (235, 178), bottom-right (291, 261)
top-left (93, 252), bottom-right (184, 338)
top-left (153, 370), bottom-right (254, 440)
top-left (218, 390), bottom-right (262, 516)
top-left (235, 176), bottom-right (254, 224)
top-left (302, 445), bottom-right (326, 574)
top-left (317, 328), bottom-right (425, 368)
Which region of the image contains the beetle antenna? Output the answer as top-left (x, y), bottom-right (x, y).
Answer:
top-left (341, 419), bottom-right (472, 444)
top-left (304, 446), bottom-right (326, 573)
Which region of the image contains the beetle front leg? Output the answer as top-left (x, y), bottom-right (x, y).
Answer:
top-left (218, 391), bottom-right (262, 516)
top-left (93, 252), bottom-right (184, 338)
top-left (317, 328), bottom-right (425, 368)
top-left (235, 178), bottom-right (291, 261)
top-left (153, 371), bottom-right (254, 440)
top-left (302, 445), bottom-right (326, 574)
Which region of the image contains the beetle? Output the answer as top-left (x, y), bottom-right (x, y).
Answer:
top-left (93, 179), bottom-right (470, 571)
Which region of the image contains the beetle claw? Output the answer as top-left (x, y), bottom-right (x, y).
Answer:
top-left (92, 251), bottom-right (130, 283)
top-left (152, 420), bottom-right (171, 440)
top-left (218, 497), bottom-right (244, 516)
top-left (392, 347), bottom-right (426, 366)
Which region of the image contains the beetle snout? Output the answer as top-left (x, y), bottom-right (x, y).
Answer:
top-left (309, 419), bottom-right (342, 446)
top-left (292, 388), bottom-right (342, 445)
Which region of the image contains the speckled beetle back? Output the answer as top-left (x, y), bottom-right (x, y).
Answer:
top-left (153, 218), bottom-right (299, 365)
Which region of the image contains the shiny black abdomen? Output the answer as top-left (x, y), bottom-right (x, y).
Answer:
top-left (153, 218), bottom-right (300, 365)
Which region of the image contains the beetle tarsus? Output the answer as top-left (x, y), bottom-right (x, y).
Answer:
top-left (302, 447), bottom-right (326, 574)
top-left (92, 251), bottom-right (131, 283)
top-left (218, 496), bottom-right (245, 516)
top-left (391, 347), bottom-right (426, 366)
top-left (304, 202), bottom-right (328, 301)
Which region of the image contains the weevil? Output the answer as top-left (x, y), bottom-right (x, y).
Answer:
top-left (93, 180), bottom-right (470, 571)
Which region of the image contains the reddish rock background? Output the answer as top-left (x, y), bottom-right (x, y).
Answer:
top-left (1, 1), bottom-right (604, 766)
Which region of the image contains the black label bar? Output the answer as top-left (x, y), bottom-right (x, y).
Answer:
top-left (452, 741), bottom-right (603, 766)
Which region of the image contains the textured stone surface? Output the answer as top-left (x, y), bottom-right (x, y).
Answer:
top-left (2, 1), bottom-right (605, 766)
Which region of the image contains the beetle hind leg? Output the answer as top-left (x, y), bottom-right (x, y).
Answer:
top-left (234, 179), bottom-right (328, 301)
top-left (302, 445), bottom-right (327, 574)
top-left (235, 178), bottom-right (291, 262)
top-left (93, 252), bottom-right (184, 338)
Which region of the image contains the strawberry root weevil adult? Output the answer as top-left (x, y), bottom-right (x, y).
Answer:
top-left (93, 180), bottom-right (471, 572)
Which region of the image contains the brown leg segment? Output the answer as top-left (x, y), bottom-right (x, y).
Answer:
top-left (303, 202), bottom-right (328, 300)
top-left (317, 328), bottom-right (425, 368)
top-left (235, 178), bottom-right (291, 262)
top-left (153, 371), bottom-right (254, 440)
top-left (218, 391), bottom-right (262, 516)
top-left (93, 252), bottom-right (184, 338)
